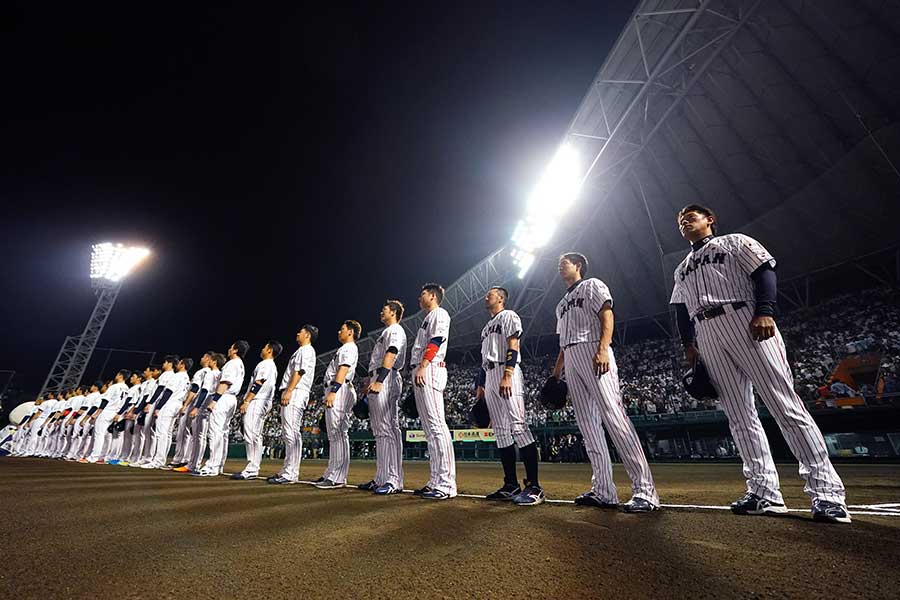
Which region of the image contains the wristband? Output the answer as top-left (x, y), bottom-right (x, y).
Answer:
top-left (504, 349), bottom-right (518, 369)
top-left (329, 381), bottom-right (342, 393)
top-left (375, 367), bottom-right (389, 383)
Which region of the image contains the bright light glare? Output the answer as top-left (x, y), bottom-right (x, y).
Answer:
top-left (510, 144), bottom-right (583, 278)
top-left (90, 243), bottom-right (151, 283)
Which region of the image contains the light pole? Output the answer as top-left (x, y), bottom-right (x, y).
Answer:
top-left (38, 243), bottom-right (150, 398)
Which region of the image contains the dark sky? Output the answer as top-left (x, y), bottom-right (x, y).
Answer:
top-left (1, 1), bottom-right (635, 393)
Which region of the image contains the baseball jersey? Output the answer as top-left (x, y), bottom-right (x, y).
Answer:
top-left (203, 369), bottom-right (222, 393)
top-left (369, 323), bottom-right (407, 372)
top-left (125, 385), bottom-right (141, 403)
top-left (410, 307), bottom-right (451, 365)
top-left (556, 278), bottom-right (613, 347)
top-left (103, 382), bottom-right (130, 412)
top-left (141, 377), bottom-right (158, 401)
top-left (82, 391), bottom-right (102, 411)
top-left (156, 370), bottom-right (175, 391)
top-left (481, 309), bottom-right (523, 364)
top-left (325, 342), bottom-right (358, 385)
top-left (248, 358), bottom-right (278, 401)
top-left (192, 367), bottom-right (211, 392)
top-left (670, 234), bottom-right (776, 316)
top-left (68, 395), bottom-right (85, 412)
top-left (220, 358), bottom-right (245, 395)
top-left (35, 399), bottom-right (57, 422)
top-left (167, 371), bottom-right (192, 402)
top-left (280, 345), bottom-right (317, 394)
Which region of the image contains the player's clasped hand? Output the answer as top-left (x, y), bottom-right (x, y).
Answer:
top-left (749, 315), bottom-right (776, 342)
top-left (280, 390), bottom-right (291, 407)
top-left (239, 402), bottom-right (249, 415)
top-left (593, 347), bottom-right (610, 376)
top-left (325, 391), bottom-right (336, 408)
top-left (369, 381), bottom-right (383, 394)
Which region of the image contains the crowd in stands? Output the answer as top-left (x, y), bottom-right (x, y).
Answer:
top-left (241, 286), bottom-right (899, 449)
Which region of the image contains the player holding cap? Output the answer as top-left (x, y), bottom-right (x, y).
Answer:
top-left (358, 301), bottom-right (407, 495)
top-left (268, 326), bottom-right (318, 485)
top-left (144, 357), bottom-right (193, 469)
top-left (232, 341), bottom-right (282, 480)
top-left (196, 341), bottom-right (248, 477)
top-left (122, 366), bottom-right (160, 465)
top-left (170, 352), bottom-right (213, 468)
top-left (551, 252), bottom-right (659, 512)
top-left (107, 373), bottom-right (143, 464)
top-left (478, 287), bottom-right (543, 506)
top-left (132, 357), bottom-right (178, 467)
top-left (86, 370), bottom-right (131, 463)
top-left (178, 352), bottom-right (224, 474)
top-left (410, 283), bottom-right (456, 500)
top-left (314, 321), bottom-right (361, 489)
top-left (671, 204), bottom-right (849, 523)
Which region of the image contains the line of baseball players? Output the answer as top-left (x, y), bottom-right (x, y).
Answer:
top-left (7, 203), bottom-right (853, 521)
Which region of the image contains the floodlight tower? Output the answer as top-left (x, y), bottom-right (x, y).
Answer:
top-left (38, 243), bottom-right (150, 398)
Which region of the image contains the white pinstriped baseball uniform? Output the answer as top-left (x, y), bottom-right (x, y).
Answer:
top-left (480, 309), bottom-right (533, 449)
top-left (110, 385), bottom-right (141, 461)
top-left (367, 323), bottom-right (407, 489)
top-left (322, 342), bottom-right (358, 484)
top-left (125, 377), bottom-right (157, 463)
top-left (24, 398), bottom-right (56, 456)
top-left (147, 370), bottom-right (191, 467)
top-left (57, 394), bottom-right (84, 458)
top-left (278, 344), bottom-right (316, 482)
top-left (87, 382), bottom-right (129, 462)
top-left (69, 392), bottom-right (101, 459)
top-left (12, 405), bottom-right (38, 454)
top-left (136, 370), bottom-right (173, 464)
top-left (671, 233), bottom-right (846, 505)
top-left (172, 367), bottom-right (210, 465)
top-left (187, 368), bottom-right (221, 472)
top-left (239, 358), bottom-right (279, 478)
top-left (203, 357), bottom-right (244, 475)
top-left (411, 306), bottom-right (456, 496)
top-left (557, 278), bottom-right (658, 505)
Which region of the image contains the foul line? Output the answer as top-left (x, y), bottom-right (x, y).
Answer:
top-left (287, 477), bottom-right (900, 517)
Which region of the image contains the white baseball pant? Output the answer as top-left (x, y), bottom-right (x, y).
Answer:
top-left (148, 402), bottom-right (181, 467)
top-left (322, 385), bottom-right (356, 484)
top-left (564, 342), bottom-right (658, 505)
top-left (368, 371), bottom-right (404, 489)
top-left (413, 363), bottom-right (456, 496)
top-left (240, 397), bottom-right (272, 478)
top-left (171, 410), bottom-right (192, 464)
top-left (203, 393), bottom-right (238, 474)
top-left (278, 389), bottom-right (309, 482)
top-left (696, 304), bottom-right (846, 504)
top-left (186, 413), bottom-right (210, 471)
top-left (484, 364), bottom-right (534, 449)
top-left (87, 413), bottom-right (116, 462)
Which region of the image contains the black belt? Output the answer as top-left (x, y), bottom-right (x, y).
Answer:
top-left (482, 362), bottom-right (508, 371)
top-left (693, 301), bottom-right (747, 323)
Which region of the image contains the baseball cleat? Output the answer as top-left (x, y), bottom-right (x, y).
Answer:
top-left (513, 485), bottom-right (545, 506)
top-left (311, 476), bottom-right (326, 484)
top-left (315, 479), bottom-right (345, 489)
top-left (420, 489), bottom-right (451, 500)
top-left (730, 493), bottom-right (788, 516)
top-left (486, 483), bottom-right (522, 500)
top-left (141, 463), bottom-right (157, 469)
top-left (574, 491), bottom-right (618, 508)
top-left (357, 480), bottom-right (376, 491)
top-left (77, 458), bottom-right (89, 463)
top-left (107, 459), bottom-right (120, 465)
top-left (812, 500), bottom-right (852, 524)
top-left (374, 483), bottom-right (401, 495)
top-left (96, 459), bottom-right (106, 464)
top-left (159, 465), bottom-right (174, 470)
top-left (413, 485), bottom-right (433, 497)
top-left (173, 466), bottom-right (190, 473)
top-left (622, 497), bottom-right (659, 513)
top-left (268, 476), bottom-right (295, 485)
top-left (230, 473), bottom-right (251, 480)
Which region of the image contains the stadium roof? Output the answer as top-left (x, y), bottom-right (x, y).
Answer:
top-left (318, 0), bottom-right (900, 374)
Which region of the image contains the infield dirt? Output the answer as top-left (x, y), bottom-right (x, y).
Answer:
top-left (1, 457), bottom-right (897, 599)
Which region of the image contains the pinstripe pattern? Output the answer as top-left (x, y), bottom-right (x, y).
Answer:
top-left (413, 364), bottom-right (457, 495)
top-left (368, 370), bottom-right (404, 488)
top-left (187, 413), bottom-right (210, 471)
top-left (698, 306), bottom-right (846, 503)
top-left (483, 366), bottom-right (533, 448)
top-left (240, 398), bottom-right (272, 477)
top-left (279, 393), bottom-right (308, 481)
top-left (323, 385), bottom-right (355, 483)
top-left (148, 410), bottom-right (177, 467)
top-left (172, 411), bottom-right (192, 463)
top-left (203, 393), bottom-right (237, 474)
top-left (565, 343), bottom-right (658, 504)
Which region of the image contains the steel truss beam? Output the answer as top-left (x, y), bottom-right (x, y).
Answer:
top-left (39, 285), bottom-right (121, 397)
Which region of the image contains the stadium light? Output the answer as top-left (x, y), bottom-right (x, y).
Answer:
top-left (90, 243), bottom-right (151, 285)
top-left (510, 143), bottom-right (584, 278)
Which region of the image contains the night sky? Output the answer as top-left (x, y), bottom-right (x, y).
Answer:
top-left (1, 1), bottom-right (635, 394)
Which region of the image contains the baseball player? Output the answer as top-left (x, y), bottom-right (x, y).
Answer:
top-left (22, 394), bottom-right (57, 457)
top-left (232, 341), bottom-right (282, 480)
top-left (196, 341), bottom-right (248, 477)
top-left (170, 352), bottom-right (214, 468)
top-left (478, 287), bottom-right (543, 506)
top-left (144, 358), bottom-right (193, 469)
top-left (122, 366), bottom-right (160, 465)
top-left (358, 301), bottom-right (407, 495)
top-left (132, 357), bottom-right (178, 467)
top-left (551, 252), bottom-right (659, 512)
top-left (671, 204), bottom-right (849, 523)
top-left (10, 399), bottom-right (41, 456)
top-left (268, 326), bottom-right (317, 485)
top-left (86, 370), bottom-right (131, 463)
top-left (75, 381), bottom-right (111, 462)
top-left (410, 283), bottom-right (456, 500)
top-left (314, 321), bottom-right (361, 489)
top-left (65, 383), bottom-right (102, 460)
top-left (106, 373), bottom-right (143, 464)
top-left (178, 352), bottom-right (224, 473)
top-left (34, 392), bottom-right (66, 457)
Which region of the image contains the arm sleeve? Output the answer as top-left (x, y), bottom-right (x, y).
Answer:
top-left (674, 303), bottom-right (695, 347)
top-left (750, 263), bottom-right (778, 317)
top-left (147, 385), bottom-right (165, 407)
top-left (191, 388), bottom-right (209, 409)
top-left (99, 399), bottom-right (109, 409)
top-left (154, 388), bottom-right (173, 408)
